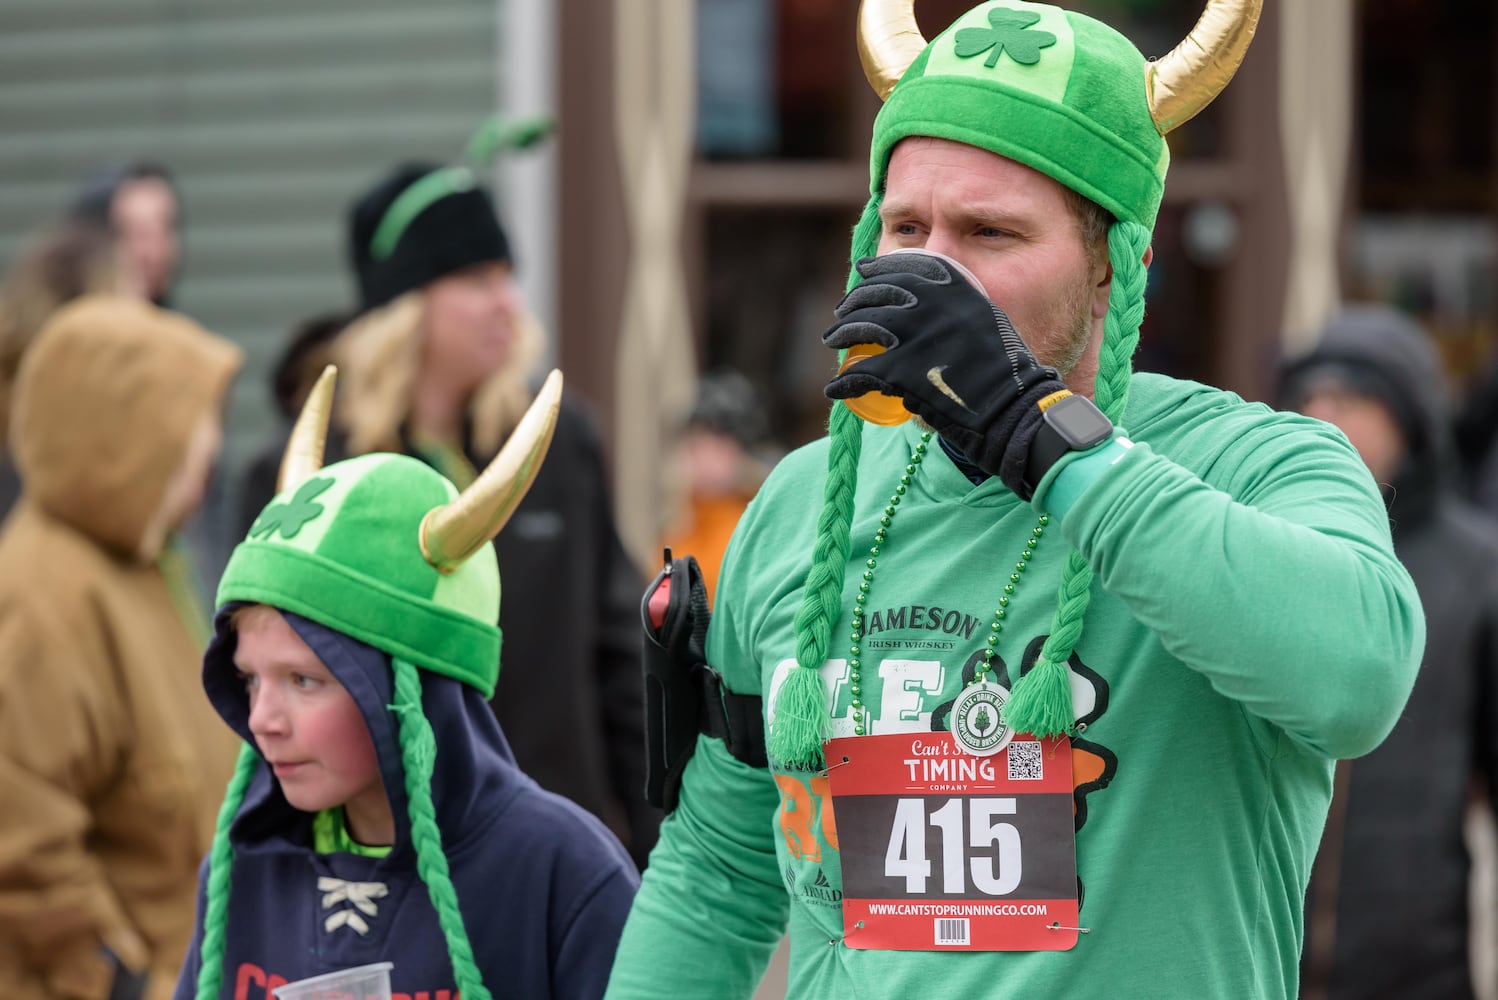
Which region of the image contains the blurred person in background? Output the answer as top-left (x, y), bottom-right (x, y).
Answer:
top-left (0, 296), bottom-right (242, 999)
top-left (1452, 356), bottom-right (1498, 520)
top-left (1281, 305), bottom-right (1498, 1000)
top-left (72, 160), bottom-right (241, 596)
top-left (234, 310), bottom-right (351, 540)
top-left (239, 162), bottom-right (659, 867)
top-left (0, 215), bottom-right (126, 514)
top-left (659, 369), bottom-right (776, 605)
top-left (73, 161), bottom-right (181, 308)
top-left (269, 312), bottom-right (348, 421)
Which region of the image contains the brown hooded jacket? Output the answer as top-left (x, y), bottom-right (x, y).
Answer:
top-left (0, 296), bottom-right (241, 999)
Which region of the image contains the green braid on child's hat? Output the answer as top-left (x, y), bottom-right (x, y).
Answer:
top-left (770, 0), bottom-right (1262, 769)
top-left (192, 366), bottom-right (563, 1000)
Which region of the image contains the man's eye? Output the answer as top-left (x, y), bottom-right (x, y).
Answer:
top-left (292, 674), bottom-right (323, 690)
top-left (237, 672), bottom-right (258, 691)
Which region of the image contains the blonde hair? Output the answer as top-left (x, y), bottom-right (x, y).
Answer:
top-left (334, 291), bottom-right (546, 460)
top-left (227, 602), bottom-right (277, 631)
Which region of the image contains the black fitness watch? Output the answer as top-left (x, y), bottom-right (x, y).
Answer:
top-left (1023, 392), bottom-right (1114, 497)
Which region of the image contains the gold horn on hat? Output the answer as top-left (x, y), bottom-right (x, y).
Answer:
top-left (419, 368), bottom-right (563, 573)
top-left (858, 0), bottom-right (928, 101)
top-left (277, 365), bottom-right (337, 492)
top-left (1146, 0), bottom-right (1262, 134)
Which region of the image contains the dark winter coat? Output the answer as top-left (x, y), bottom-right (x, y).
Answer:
top-left (1286, 307), bottom-right (1498, 1000)
top-left (174, 611), bottom-right (638, 998)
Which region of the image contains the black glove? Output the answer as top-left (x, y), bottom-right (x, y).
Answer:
top-left (823, 252), bottom-right (1072, 499)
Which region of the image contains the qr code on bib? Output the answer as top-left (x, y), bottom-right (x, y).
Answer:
top-left (1007, 740), bottom-right (1043, 780)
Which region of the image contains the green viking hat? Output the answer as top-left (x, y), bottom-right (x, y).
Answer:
top-left (771, 0), bottom-right (1261, 768)
top-left (222, 364), bottom-right (562, 695)
top-left (193, 366), bottom-right (562, 1000)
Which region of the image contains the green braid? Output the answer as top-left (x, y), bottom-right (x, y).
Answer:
top-left (194, 742), bottom-right (260, 1000)
top-left (845, 195), bottom-right (884, 289)
top-left (771, 197), bottom-right (884, 770)
top-left (776, 205), bottom-right (1152, 756)
top-left (1003, 221), bottom-right (1152, 738)
top-left (391, 658), bottom-right (490, 999)
top-left (1087, 223), bottom-right (1152, 422)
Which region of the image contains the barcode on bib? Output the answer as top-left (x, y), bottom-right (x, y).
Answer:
top-left (1007, 739), bottom-right (1043, 780)
top-left (935, 918), bottom-right (970, 946)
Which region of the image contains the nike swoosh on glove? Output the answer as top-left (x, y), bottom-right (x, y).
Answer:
top-left (823, 250), bottom-right (1070, 499)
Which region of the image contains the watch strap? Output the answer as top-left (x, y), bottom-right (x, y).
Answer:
top-left (1025, 421), bottom-right (1075, 497)
top-left (1023, 392), bottom-right (1112, 496)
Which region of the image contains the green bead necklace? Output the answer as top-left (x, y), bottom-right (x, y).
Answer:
top-left (848, 431), bottom-right (1049, 737)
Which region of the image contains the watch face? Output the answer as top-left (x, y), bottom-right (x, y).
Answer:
top-left (1047, 395), bottom-right (1113, 449)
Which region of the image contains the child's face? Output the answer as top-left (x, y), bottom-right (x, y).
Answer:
top-left (234, 606), bottom-right (393, 844)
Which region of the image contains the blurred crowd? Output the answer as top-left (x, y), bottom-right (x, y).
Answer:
top-left (0, 137), bottom-right (1496, 1000)
top-left (0, 156), bottom-right (670, 997)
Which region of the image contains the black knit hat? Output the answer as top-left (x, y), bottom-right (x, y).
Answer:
top-left (348, 162), bottom-right (512, 313)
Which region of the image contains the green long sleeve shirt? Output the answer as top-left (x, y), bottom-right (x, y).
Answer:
top-left (607, 373), bottom-right (1423, 999)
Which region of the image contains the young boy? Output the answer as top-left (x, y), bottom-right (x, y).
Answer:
top-left (174, 369), bottom-right (638, 999)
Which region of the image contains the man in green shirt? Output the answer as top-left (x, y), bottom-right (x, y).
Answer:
top-left (607, 2), bottom-right (1423, 997)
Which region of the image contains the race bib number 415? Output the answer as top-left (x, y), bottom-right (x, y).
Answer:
top-left (825, 732), bottom-right (1079, 951)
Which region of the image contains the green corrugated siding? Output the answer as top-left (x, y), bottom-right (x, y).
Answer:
top-left (0, 0), bottom-right (499, 464)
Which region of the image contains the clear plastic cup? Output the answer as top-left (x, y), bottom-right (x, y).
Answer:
top-left (839, 248), bottom-right (987, 426)
top-left (884, 247), bottom-right (985, 297)
top-left (272, 962), bottom-right (394, 1000)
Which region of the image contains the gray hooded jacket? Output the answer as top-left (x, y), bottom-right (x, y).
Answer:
top-left (1284, 306), bottom-right (1498, 1000)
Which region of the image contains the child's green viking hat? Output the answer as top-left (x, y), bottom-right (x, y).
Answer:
top-left (193, 366), bottom-right (562, 1000)
top-left (772, 0), bottom-right (1262, 767)
top-left (221, 364), bottom-right (561, 695)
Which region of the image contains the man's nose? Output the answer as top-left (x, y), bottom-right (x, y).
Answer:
top-left (922, 230), bottom-right (959, 259)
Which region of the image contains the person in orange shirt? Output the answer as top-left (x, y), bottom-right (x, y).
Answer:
top-left (660, 371), bottom-right (777, 605)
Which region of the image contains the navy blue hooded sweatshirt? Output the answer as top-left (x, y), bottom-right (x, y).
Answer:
top-left (173, 610), bottom-right (639, 999)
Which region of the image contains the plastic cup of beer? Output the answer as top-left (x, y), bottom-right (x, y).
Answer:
top-left (839, 248), bottom-right (987, 426)
top-left (272, 962), bottom-right (393, 1000)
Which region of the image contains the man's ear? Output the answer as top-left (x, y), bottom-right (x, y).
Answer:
top-left (1091, 257), bottom-right (1113, 320)
top-left (1093, 243), bottom-right (1154, 319)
